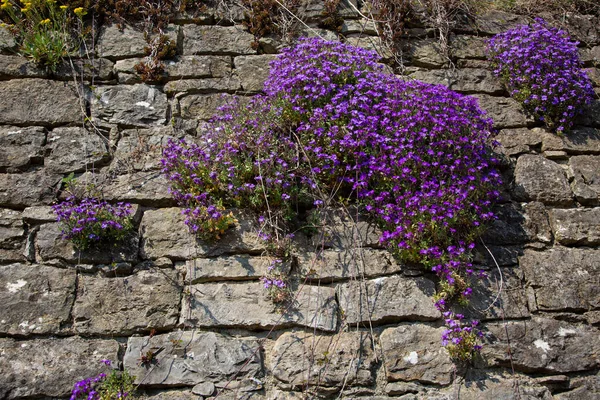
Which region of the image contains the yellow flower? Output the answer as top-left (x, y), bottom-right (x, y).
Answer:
top-left (59, 4), bottom-right (67, 9)
top-left (20, 6), bottom-right (29, 12)
top-left (46, 0), bottom-right (56, 4)
top-left (1, 2), bottom-right (10, 9)
top-left (73, 6), bottom-right (86, 16)
top-left (40, 18), bottom-right (51, 25)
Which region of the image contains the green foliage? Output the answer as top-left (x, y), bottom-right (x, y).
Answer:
top-left (97, 370), bottom-right (135, 400)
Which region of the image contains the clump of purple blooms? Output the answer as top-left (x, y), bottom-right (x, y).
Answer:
top-left (53, 196), bottom-right (134, 250)
top-left (487, 18), bottom-right (594, 134)
top-left (71, 360), bottom-right (134, 400)
top-left (162, 37), bottom-right (501, 358)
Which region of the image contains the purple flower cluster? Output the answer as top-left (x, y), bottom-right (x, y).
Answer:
top-left (162, 38), bottom-right (501, 355)
top-left (53, 196), bottom-right (134, 250)
top-left (70, 360), bottom-right (133, 400)
top-left (70, 373), bottom-right (106, 400)
top-left (488, 18), bottom-right (594, 134)
top-left (441, 312), bottom-right (483, 361)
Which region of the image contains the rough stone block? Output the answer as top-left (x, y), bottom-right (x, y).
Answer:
top-left (163, 76), bottom-right (241, 95)
top-left (183, 255), bottom-right (284, 283)
top-left (380, 324), bottom-right (453, 385)
top-left (98, 24), bottom-right (179, 60)
top-left (271, 332), bottom-right (377, 391)
top-left (474, 94), bottom-right (530, 129)
top-left (0, 208), bottom-right (23, 250)
top-left (541, 127), bottom-right (600, 154)
top-left (177, 93), bottom-right (235, 120)
top-left (124, 331), bottom-right (262, 387)
top-left (305, 208), bottom-right (382, 249)
top-left (520, 247), bottom-right (600, 311)
top-left (0, 55), bottom-right (46, 79)
top-left (181, 282), bottom-right (337, 331)
top-left (0, 337), bottom-right (119, 399)
top-left (102, 171), bottom-right (174, 206)
top-left (36, 222), bottom-right (139, 264)
top-left (0, 25), bottom-right (16, 52)
top-left (569, 155), bottom-right (600, 205)
top-left (483, 317), bottom-right (600, 373)
top-left (337, 276), bottom-right (440, 325)
top-left (0, 126), bottom-right (46, 171)
top-left (22, 205), bottom-right (56, 224)
top-left (470, 10), bottom-right (529, 35)
top-left (513, 155), bottom-right (573, 206)
top-left (0, 263), bottom-right (76, 335)
top-left (0, 171), bottom-right (60, 208)
top-left (549, 208), bottom-right (600, 246)
top-left (450, 35), bottom-right (487, 59)
top-left (296, 248), bottom-right (403, 282)
top-left (54, 57), bottom-right (115, 81)
top-left (91, 84), bottom-right (168, 128)
top-left (0, 79), bottom-right (81, 126)
top-left (115, 55), bottom-right (232, 83)
top-left (234, 55), bottom-right (276, 91)
top-left (73, 269), bottom-right (181, 335)
top-left (46, 127), bottom-right (110, 174)
top-left (341, 19), bottom-right (378, 35)
top-left (409, 39), bottom-right (447, 68)
top-left (182, 25), bottom-right (255, 56)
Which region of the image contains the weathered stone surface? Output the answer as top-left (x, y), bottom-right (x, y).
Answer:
top-left (563, 14), bottom-right (599, 46)
top-left (549, 208), bottom-right (600, 246)
top-left (182, 282), bottom-right (337, 331)
top-left (581, 45), bottom-right (600, 65)
top-left (520, 247), bottom-right (600, 311)
top-left (494, 128), bottom-right (543, 157)
top-left (541, 127), bottom-right (600, 154)
top-left (102, 171), bottom-right (173, 206)
top-left (55, 57), bottom-right (115, 81)
top-left (483, 317), bottom-right (600, 373)
top-left (0, 337), bottom-right (119, 399)
top-left (569, 155), bottom-right (600, 205)
top-left (306, 208), bottom-right (382, 249)
top-left (451, 35), bottom-right (487, 59)
top-left (0, 171), bottom-right (60, 208)
top-left (0, 126), bottom-right (46, 171)
top-left (0, 208), bottom-right (23, 250)
top-left (482, 202), bottom-right (551, 245)
top-left (124, 331), bottom-right (262, 386)
top-left (296, 248), bottom-right (402, 282)
top-left (164, 76), bottom-right (242, 95)
top-left (0, 55), bottom-right (46, 79)
top-left (523, 202), bottom-right (553, 243)
top-left (0, 263), bottom-right (76, 335)
top-left (46, 127), bottom-right (110, 173)
top-left (555, 376), bottom-right (600, 400)
top-left (98, 24), bottom-right (179, 60)
top-left (449, 377), bottom-right (553, 400)
top-left (234, 55), bottom-right (277, 91)
top-left (471, 10), bottom-right (529, 35)
top-left (141, 208), bottom-right (263, 259)
top-left (115, 55), bottom-right (232, 83)
top-left (341, 19), bottom-right (378, 35)
top-left (409, 39), bottom-right (447, 68)
top-left (183, 255), bottom-right (285, 283)
top-left (177, 93), bottom-right (235, 120)
top-left (474, 94), bottom-right (529, 129)
top-left (0, 79), bottom-right (81, 126)
top-left (441, 68), bottom-right (504, 94)
top-left (513, 155), bottom-right (573, 206)
top-left (73, 269), bottom-right (181, 335)
top-left (91, 84), bottom-right (168, 127)
top-left (338, 276), bottom-right (439, 325)
top-left (345, 36), bottom-right (392, 59)
top-left (36, 222), bottom-right (139, 264)
top-left (380, 324), bottom-right (453, 385)
top-left (0, 25), bottom-right (16, 52)
top-left (183, 25), bottom-right (255, 56)
top-left (271, 332), bottom-right (376, 391)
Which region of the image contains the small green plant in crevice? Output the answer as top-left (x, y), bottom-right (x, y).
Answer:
top-left (53, 175), bottom-right (134, 250)
top-left (70, 360), bottom-right (135, 400)
top-left (0, 0), bottom-right (88, 70)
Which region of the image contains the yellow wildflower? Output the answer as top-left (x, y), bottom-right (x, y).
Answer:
top-left (40, 18), bottom-right (51, 25)
top-left (47, 0), bottom-right (56, 4)
top-left (59, 4), bottom-right (67, 9)
top-left (73, 6), bottom-right (86, 16)
top-left (20, 6), bottom-right (29, 12)
top-left (1, 2), bottom-right (10, 9)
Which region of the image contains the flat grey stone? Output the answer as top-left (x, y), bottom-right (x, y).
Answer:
top-left (409, 39), bottom-right (447, 68)
top-left (483, 317), bottom-right (600, 373)
top-left (91, 84), bottom-right (168, 128)
top-left (123, 331), bottom-right (262, 386)
top-left (102, 171), bottom-right (174, 206)
top-left (46, 127), bottom-right (110, 173)
top-left (183, 25), bottom-right (255, 56)
top-left (0, 79), bottom-right (81, 126)
top-left (471, 10), bottom-right (529, 35)
top-left (474, 94), bottom-right (530, 129)
top-left (271, 331), bottom-right (376, 391)
top-left (0, 25), bottom-right (16, 52)
top-left (234, 55), bottom-right (276, 91)
top-left (0, 208), bottom-right (24, 250)
top-left (305, 208), bottom-right (382, 249)
top-left (451, 35), bottom-right (487, 59)
top-left (569, 155), bottom-right (600, 205)
top-left (164, 76), bottom-right (242, 95)
top-left (115, 55), bottom-right (232, 83)
top-left (0, 55), bottom-right (46, 79)
top-left (54, 57), bottom-right (114, 81)
top-left (341, 19), bottom-right (378, 35)
top-left (550, 208), bottom-right (600, 246)
top-left (0, 126), bottom-right (46, 171)
top-left (542, 127), bottom-right (600, 154)
top-left (0, 336), bottom-right (119, 398)
top-left (0, 263), bottom-right (76, 335)
top-left (0, 171), bottom-right (60, 208)
top-left (337, 275), bottom-right (440, 325)
top-left (380, 324), bottom-right (453, 385)
top-left (182, 255), bottom-right (287, 283)
top-left (493, 128), bottom-right (543, 157)
top-left (181, 282), bottom-right (337, 331)
top-left (177, 93), bottom-right (235, 120)
top-left (296, 248), bottom-right (403, 282)
top-left (21, 206), bottom-right (55, 223)
top-left (98, 24), bottom-right (179, 60)
top-left (73, 269), bottom-right (181, 335)
top-left (514, 155), bottom-right (573, 206)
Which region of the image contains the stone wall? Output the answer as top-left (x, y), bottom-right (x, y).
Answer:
top-left (0, 2), bottom-right (599, 399)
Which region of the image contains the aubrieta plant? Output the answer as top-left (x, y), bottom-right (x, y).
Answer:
top-left (162, 38), bottom-right (501, 358)
top-left (53, 195), bottom-right (134, 251)
top-left (487, 18), bottom-right (595, 134)
top-left (71, 360), bottom-right (135, 400)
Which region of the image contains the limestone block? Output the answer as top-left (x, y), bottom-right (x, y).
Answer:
top-left (91, 84), bottom-right (168, 127)
top-left (234, 54), bottom-right (277, 91)
top-left (182, 25), bottom-right (255, 56)
top-left (549, 208), bottom-right (600, 246)
top-left (474, 94), bottom-right (530, 129)
top-left (513, 155), bottom-right (573, 206)
top-left (0, 171), bottom-right (60, 208)
top-left (163, 76), bottom-right (241, 95)
top-left (0, 126), bottom-right (46, 170)
top-left (46, 127), bottom-right (110, 174)
top-left (569, 155), bottom-right (600, 205)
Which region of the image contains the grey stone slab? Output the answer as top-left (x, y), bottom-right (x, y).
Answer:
top-left (549, 208), bottom-right (600, 246)
top-left (0, 263), bottom-right (76, 335)
top-left (483, 317), bottom-right (600, 373)
top-left (0, 55), bottom-right (46, 79)
top-left (234, 55), bottom-right (276, 92)
top-left (271, 331), bottom-right (376, 391)
top-left (46, 127), bottom-right (110, 174)
top-left (181, 282), bottom-right (337, 331)
top-left (0, 208), bottom-right (24, 250)
top-left (569, 155), bottom-right (600, 205)
top-left (0, 171), bottom-right (60, 208)
top-left (102, 171), bottom-right (174, 206)
top-left (337, 276), bottom-right (440, 325)
top-left (163, 76), bottom-right (242, 95)
top-left (182, 25), bottom-right (255, 56)
top-left (0, 79), bottom-right (81, 126)
top-left (513, 155), bottom-right (573, 206)
top-left (408, 39), bottom-right (447, 68)
top-left (450, 35), bottom-right (487, 59)
top-left (520, 247), bottom-right (600, 311)
top-left (542, 127), bottom-right (600, 154)
top-left (123, 331), bottom-right (262, 387)
top-left (98, 24), bottom-right (179, 60)
top-left (473, 94), bottom-right (530, 129)
top-left (183, 255), bottom-right (285, 283)
top-left (0, 337), bottom-right (119, 398)
top-left (73, 269), bottom-right (181, 335)
top-left (380, 324), bottom-right (453, 385)
top-left (0, 25), bottom-right (16, 53)
top-left (176, 93), bottom-right (235, 120)
top-left (0, 126), bottom-right (46, 171)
